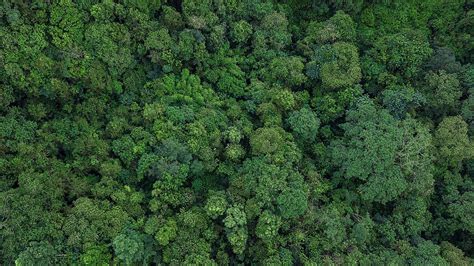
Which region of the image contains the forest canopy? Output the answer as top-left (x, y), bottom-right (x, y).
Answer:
top-left (1, 0), bottom-right (473, 265)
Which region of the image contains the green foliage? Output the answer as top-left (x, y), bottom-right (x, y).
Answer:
top-left (14, 242), bottom-right (60, 266)
top-left (287, 106), bottom-right (320, 143)
top-left (434, 116), bottom-right (474, 168)
top-left (205, 190), bottom-right (228, 219)
top-left (382, 85), bottom-right (425, 119)
top-left (249, 127), bottom-right (301, 164)
top-left (231, 20), bottom-right (253, 44)
top-left (305, 10), bottom-right (356, 45)
top-left (319, 42), bottom-right (361, 89)
top-left (123, 0), bottom-right (161, 14)
top-left (424, 70), bottom-right (462, 116)
top-left (363, 30), bottom-right (432, 84)
top-left (264, 56), bottom-right (307, 87)
top-left (113, 229), bottom-right (153, 265)
top-left (255, 211), bottom-right (281, 243)
top-left (440, 241), bottom-right (472, 265)
top-left (155, 219), bottom-right (178, 246)
top-left (224, 205), bottom-right (248, 255)
top-left (1, 1), bottom-right (473, 264)
top-left (256, 11), bottom-right (291, 51)
top-left (409, 240), bottom-right (448, 265)
top-left (80, 245), bottom-right (111, 266)
top-left (332, 98), bottom-right (433, 203)
top-left (277, 187), bottom-right (308, 219)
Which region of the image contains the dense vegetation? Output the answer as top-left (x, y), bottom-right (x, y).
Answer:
top-left (1, 0), bottom-right (473, 264)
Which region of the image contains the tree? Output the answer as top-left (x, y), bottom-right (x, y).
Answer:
top-left (80, 245), bottom-right (111, 266)
top-left (182, 0), bottom-right (218, 30)
top-left (424, 47), bottom-right (462, 73)
top-left (434, 116), bottom-right (474, 168)
top-left (364, 30), bottom-right (432, 81)
top-left (424, 70), bottom-right (462, 115)
top-left (319, 42), bottom-right (361, 89)
top-left (277, 182), bottom-right (308, 219)
top-left (15, 242), bottom-right (60, 266)
top-left (1, 1), bottom-right (474, 264)
top-left (224, 205), bottom-right (248, 255)
top-left (122, 0), bottom-right (161, 15)
top-left (462, 93), bottom-right (474, 133)
top-left (145, 28), bottom-right (181, 72)
top-left (287, 106), bottom-right (320, 144)
top-left (382, 85), bottom-right (425, 119)
top-left (230, 20), bottom-right (253, 45)
top-left (203, 52), bottom-right (246, 97)
top-left (63, 197), bottom-right (130, 250)
top-left (255, 11), bottom-right (291, 51)
top-left (304, 10), bottom-right (356, 45)
top-left (205, 190), bottom-right (228, 219)
top-left (408, 240), bottom-right (447, 265)
top-left (255, 210), bottom-right (281, 243)
top-left (332, 98), bottom-right (433, 203)
top-left (84, 22), bottom-right (134, 78)
top-left (113, 229), bottom-right (154, 265)
top-left (440, 241), bottom-right (473, 265)
top-left (262, 56), bottom-right (307, 88)
top-left (249, 127), bottom-right (301, 164)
